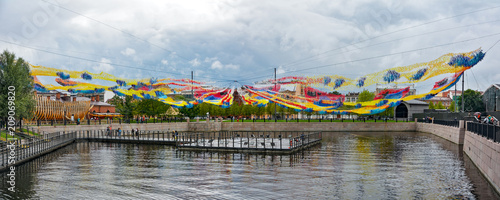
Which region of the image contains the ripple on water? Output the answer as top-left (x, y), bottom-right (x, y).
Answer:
top-left (1, 132), bottom-right (498, 199)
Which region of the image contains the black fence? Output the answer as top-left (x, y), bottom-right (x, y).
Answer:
top-left (467, 122), bottom-right (500, 143)
top-left (433, 119), bottom-right (459, 128)
top-left (0, 129), bottom-right (323, 171)
top-left (5, 116), bottom-right (415, 127)
top-left (0, 131), bottom-right (77, 168)
top-left (416, 118), bottom-right (432, 123)
top-left (13, 117), bottom-right (188, 127)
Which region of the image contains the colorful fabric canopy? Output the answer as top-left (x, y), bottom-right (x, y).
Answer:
top-left (30, 49), bottom-right (485, 115)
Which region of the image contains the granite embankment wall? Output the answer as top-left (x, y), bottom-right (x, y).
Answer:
top-left (415, 121), bottom-right (465, 144)
top-left (32, 122), bottom-right (416, 133)
top-left (217, 122), bottom-right (416, 132)
top-left (463, 129), bottom-right (500, 194)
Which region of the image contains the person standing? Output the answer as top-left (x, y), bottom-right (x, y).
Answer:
top-left (118, 128), bottom-right (122, 137)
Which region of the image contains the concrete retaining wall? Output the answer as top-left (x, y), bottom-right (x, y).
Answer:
top-left (31, 122), bottom-right (416, 133)
top-left (416, 121), bottom-right (465, 144)
top-left (464, 130), bottom-right (500, 194)
top-left (220, 122), bottom-right (416, 132)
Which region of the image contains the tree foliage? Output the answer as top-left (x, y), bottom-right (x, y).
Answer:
top-left (107, 95), bottom-right (123, 107)
top-left (428, 101), bottom-right (435, 109)
top-left (357, 90), bottom-right (375, 102)
top-left (179, 104), bottom-right (199, 119)
top-left (436, 101), bottom-right (445, 109)
top-left (457, 89), bottom-right (485, 112)
top-left (449, 100), bottom-right (456, 112)
top-left (116, 96), bottom-right (137, 120)
top-left (136, 99), bottom-right (170, 117)
top-left (0, 50), bottom-right (36, 120)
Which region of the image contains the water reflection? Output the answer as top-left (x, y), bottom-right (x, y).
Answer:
top-left (0, 132), bottom-right (498, 199)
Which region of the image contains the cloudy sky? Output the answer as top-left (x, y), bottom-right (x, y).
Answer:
top-left (1, 0), bottom-right (499, 94)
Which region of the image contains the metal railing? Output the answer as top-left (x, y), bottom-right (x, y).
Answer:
top-left (416, 118), bottom-right (432, 123)
top-left (433, 119), bottom-right (459, 128)
top-left (3, 117), bottom-right (414, 128)
top-left (466, 122), bottom-right (500, 143)
top-left (0, 131), bottom-right (77, 168)
top-left (0, 129), bottom-right (323, 171)
top-left (12, 117), bottom-right (187, 127)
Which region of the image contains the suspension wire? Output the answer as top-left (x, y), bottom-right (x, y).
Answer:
top-left (281, 32), bottom-right (500, 75)
top-left (0, 39), bottom-right (238, 82)
top-left (40, 0), bottom-right (190, 61)
top-left (283, 19), bottom-right (500, 68)
top-left (469, 69), bottom-right (482, 90)
top-left (486, 38), bottom-right (500, 52)
top-left (278, 4), bottom-right (500, 68)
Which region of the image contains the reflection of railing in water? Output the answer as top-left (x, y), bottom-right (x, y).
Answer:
top-left (178, 131), bottom-right (322, 153)
top-left (173, 147), bottom-right (322, 166)
top-left (0, 130), bottom-right (322, 172)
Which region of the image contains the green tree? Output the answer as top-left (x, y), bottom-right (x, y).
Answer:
top-left (198, 103), bottom-right (210, 117)
top-left (136, 99), bottom-right (170, 117)
top-left (212, 104), bottom-right (224, 117)
top-left (277, 104), bottom-right (285, 118)
top-left (457, 89), bottom-right (485, 112)
top-left (287, 107), bottom-right (298, 117)
top-left (242, 104), bottom-right (252, 117)
top-left (436, 101), bottom-right (445, 109)
top-left (357, 90), bottom-right (375, 102)
top-left (117, 96), bottom-right (137, 120)
top-left (428, 101), bottom-right (435, 109)
top-left (255, 106), bottom-right (265, 118)
top-left (0, 50), bottom-right (36, 121)
top-left (107, 95), bottom-right (123, 107)
top-left (377, 107), bottom-right (394, 117)
top-left (449, 100), bottom-right (456, 112)
top-left (231, 103), bottom-right (242, 116)
top-left (179, 104), bottom-right (199, 119)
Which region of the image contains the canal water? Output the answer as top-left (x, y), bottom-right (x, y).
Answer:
top-left (0, 132), bottom-right (498, 199)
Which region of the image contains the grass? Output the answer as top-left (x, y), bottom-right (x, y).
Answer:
top-left (20, 128), bottom-right (40, 136)
top-left (0, 130), bottom-right (22, 141)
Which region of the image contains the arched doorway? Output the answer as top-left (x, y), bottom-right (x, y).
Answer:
top-left (395, 104), bottom-right (408, 118)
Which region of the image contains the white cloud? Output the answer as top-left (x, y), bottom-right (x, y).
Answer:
top-left (276, 66), bottom-right (286, 74)
top-left (189, 58), bottom-right (201, 67)
top-left (225, 64), bottom-right (240, 70)
top-left (120, 47), bottom-right (135, 56)
top-left (210, 60), bottom-right (239, 70)
top-left (204, 57), bottom-right (218, 63)
top-left (2, 0), bottom-right (499, 91)
top-left (93, 58), bottom-right (114, 73)
top-left (211, 61), bottom-right (223, 70)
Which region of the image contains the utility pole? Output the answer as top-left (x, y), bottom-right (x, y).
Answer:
top-left (191, 71), bottom-right (194, 100)
top-left (454, 80), bottom-right (457, 112)
top-left (274, 68), bottom-right (277, 121)
top-left (461, 72), bottom-right (465, 112)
